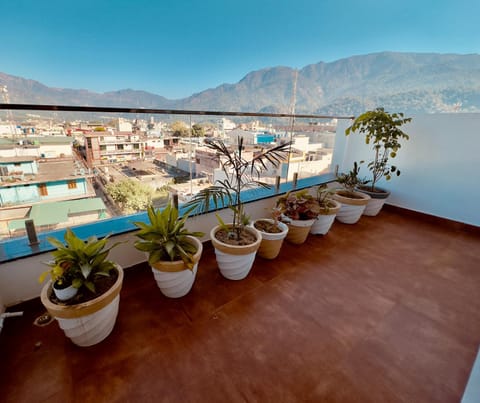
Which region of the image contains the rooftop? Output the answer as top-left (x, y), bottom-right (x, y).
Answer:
top-left (1, 206), bottom-right (479, 402)
top-left (0, 159), bottom-right (92, 187)
top-left (0, 136), bottom-right (73, 146)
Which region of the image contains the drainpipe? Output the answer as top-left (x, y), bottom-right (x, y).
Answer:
top-left (0, 312), bottom-right (24, 335)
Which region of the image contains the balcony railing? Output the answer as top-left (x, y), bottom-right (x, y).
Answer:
top-left (0, 103), bottom-right (350, 261)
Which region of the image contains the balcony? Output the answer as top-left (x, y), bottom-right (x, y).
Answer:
top-left (1, 206), bottom-right (479, 402)
top-left (0, 106), bottom-right (479, 401)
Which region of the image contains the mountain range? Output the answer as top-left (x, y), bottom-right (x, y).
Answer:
top-left (1, 52), bottom-right (480, 117)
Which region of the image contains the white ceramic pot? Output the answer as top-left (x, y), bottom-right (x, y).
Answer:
top-left (333, 191), bottom-right (371, 224)
top-left (357, 186), bottom-right (390, 216)
top-left (149, 236), bottom-right (203, 298)
top-left (253, 219), bottom-right (289, 260)
top-left (210, 225), bottom-right (262, 280)
top-left (53, 283), bottom-right (78, 301)
top-left (310, 200), bottom-right (341, 235)
top-left (40, 265), bottom-right (123, 347)
top-left (285, 218), bottom-right (316, 244)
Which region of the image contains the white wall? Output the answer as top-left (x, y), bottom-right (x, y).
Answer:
top-left (335, 113), bottom-right (480, 226)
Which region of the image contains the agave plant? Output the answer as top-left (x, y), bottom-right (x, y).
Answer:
top-left (133, 203), bottom-right (204, 269)
top-left (336, 161), bottom-right (368, 197)
top-left (39, 228), bottom-right (120, 293)
top-left (186, 137), bottom-right (291, 241)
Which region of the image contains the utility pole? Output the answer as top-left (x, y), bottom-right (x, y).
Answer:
top-left (285, 69), bottom-right (298, 182)
top-left (1, 85), bottom-right (17, 139)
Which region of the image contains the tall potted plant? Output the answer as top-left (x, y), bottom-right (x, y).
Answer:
top-left (39, 229), bottom-right (123, 347)
top-left (187, 137), bottom-right (291, 280)
top-left (346, 107), bottom-right (411, 216)
top-left (276, 190), bottom-right (321, 244)
top-left (310, 184), bottom-right (341, 235)
top-left (333, 161), bottom-right (371, 224)
top-left (133, 203), bottom-right (204, 298)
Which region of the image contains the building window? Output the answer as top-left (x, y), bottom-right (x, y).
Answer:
top-left (68, 180), bottom-right (77, 189)
top-left (38, 183), bottom-right (48, 196)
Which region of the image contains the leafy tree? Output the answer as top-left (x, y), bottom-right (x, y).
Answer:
top-left (191, 124), bottom-right (205, 137)
top-left (346, 108), bottom-right (411, 191)
top-left (170, 121), bottom-right (189, 137)
top-left (106, 179), bottom-right (153, 214)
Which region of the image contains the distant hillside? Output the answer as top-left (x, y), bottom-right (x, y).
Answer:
top-left (2, 52), bottom-right (480, 117)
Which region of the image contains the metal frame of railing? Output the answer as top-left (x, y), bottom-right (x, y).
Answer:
top-left (0, 103), bottom-right (354, 120)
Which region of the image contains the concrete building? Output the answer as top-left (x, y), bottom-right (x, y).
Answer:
top-left (227, 129), bottom-right (276, 145)
top-left (0, 136), bottom-right (73, 159)
top-left (0, 158), bottom-right (94, 207)
top-left (84, 131), bottom-right (146, 166)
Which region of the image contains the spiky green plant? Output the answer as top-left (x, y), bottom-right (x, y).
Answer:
top-left (186, 137), bottom-right (291, 241)
top-left (315, 184), bottom-right (337, 211)
top-left (133, 203), bottom-right (204, 269)
top-left (336, 161), bottom-right (368, 197)
top-left (39, 228), bottom-right (120, 293)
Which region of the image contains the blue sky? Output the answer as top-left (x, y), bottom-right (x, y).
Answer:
top-left (2, 0), bottom-right (479, 99)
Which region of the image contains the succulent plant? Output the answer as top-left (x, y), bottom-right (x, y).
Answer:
top-left (133, 203), bottom-right (204, 269)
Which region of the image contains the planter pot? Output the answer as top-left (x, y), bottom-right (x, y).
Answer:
top-left (149, 236), bottom-right (203, 298)
top-left (310, 200), bottom-right (341, 235)
top-left (40, 265), bottom-right (124, 347)
top-left (210, 225), bottom-right (262, 280)
top-left (357, 186), bottom-right (391, 216)
top-left (253, 219), bottom-right (289, 260)
top-left (285, 218), bottom-right (316, 244)
top-left (333, 191), bottom-right (371, 224)
top-left (52, 283), bottom-right (78, 301)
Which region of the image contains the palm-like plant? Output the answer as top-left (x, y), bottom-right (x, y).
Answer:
top-left (133, 203), bottom-right (204, 269)
top-left (186, 137), bottom-right (291, 241)
top-left (39, 228), bottom-right (120, 293)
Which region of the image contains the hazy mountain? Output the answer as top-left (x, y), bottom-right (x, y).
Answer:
top-left (2, 52), bottom-right (480, 117)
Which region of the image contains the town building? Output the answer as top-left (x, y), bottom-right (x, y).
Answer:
top-left (0, 136), bottom-right (73, 159)
top-left (0, 155), bottom-right (106, 239)
top-left (84, 131), bottom-right (146, 166)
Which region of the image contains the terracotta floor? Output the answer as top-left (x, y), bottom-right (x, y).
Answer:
top-left (2, 207), bottom-right (480, 403)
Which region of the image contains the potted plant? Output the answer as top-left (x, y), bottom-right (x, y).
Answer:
top-left (252, 207), bottom-right (289, 260)
top-left (39, 228), bottom-right (123, 347)
top-left (310, 184), bottom-right (341, 235)
top-left (133, 203), bottom-right (204, 298)
top-left (346, 107), bottom-right (411, 216)
top-left (187, 137), bottom-right (291, 280)
top-left (333, 161), bottom-right (371, 224)
top-left (276, 190), bottom-right (321, 244)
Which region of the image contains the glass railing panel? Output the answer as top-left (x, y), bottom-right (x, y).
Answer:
top-left (0, 103), bottom-right (348, 260)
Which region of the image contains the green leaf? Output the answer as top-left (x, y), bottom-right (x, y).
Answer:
top-left (84, 281), bottom-right (95, 293)
top-left (80, 263), bottom-right (92, 280)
